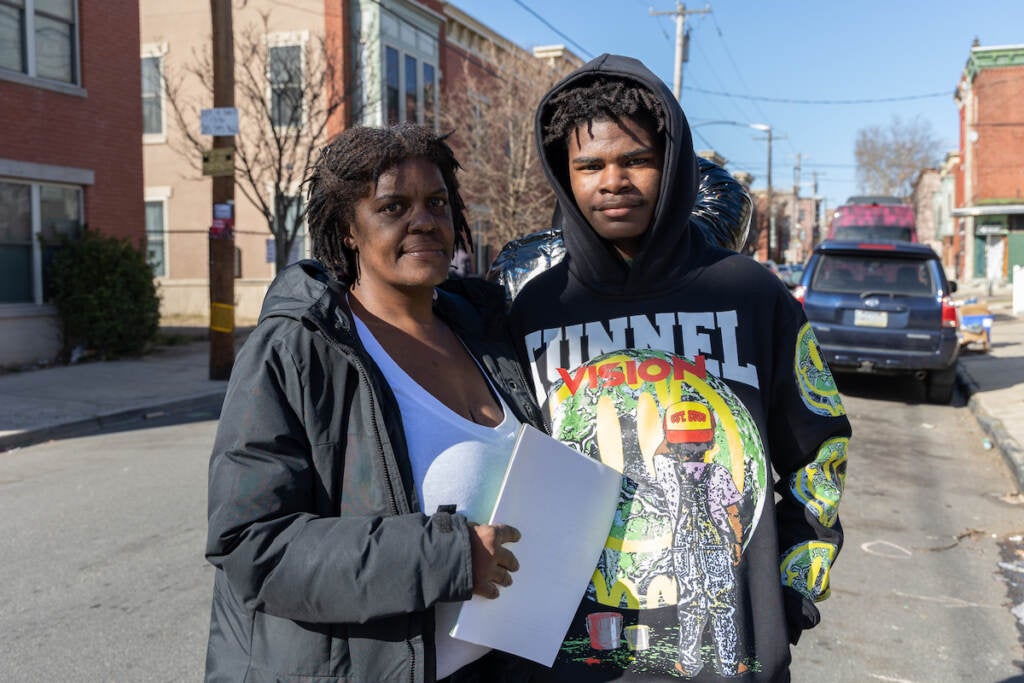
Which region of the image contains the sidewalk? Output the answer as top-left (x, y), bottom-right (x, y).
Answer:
top-left (1, 306), bottom-right (1023, 491)
top-left (0, 335), bottom-right (232, 451)
top-left (955, 290), bottom-right (1024, 490)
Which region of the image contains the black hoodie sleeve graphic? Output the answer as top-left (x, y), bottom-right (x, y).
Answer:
top-left (767, 297), bottom-right (851, 642)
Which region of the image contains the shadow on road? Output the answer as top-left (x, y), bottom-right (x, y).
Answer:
top-left (834, 370), bottom-right (968, 408)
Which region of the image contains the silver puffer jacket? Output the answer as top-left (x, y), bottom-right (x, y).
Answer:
top-left (487, 156), bottom-right (752, 301)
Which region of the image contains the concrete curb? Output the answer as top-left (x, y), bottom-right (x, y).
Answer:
top-left (0, 389), bottom-right (226, 453)
top-left (957, 365), bottom-right (1024, 492)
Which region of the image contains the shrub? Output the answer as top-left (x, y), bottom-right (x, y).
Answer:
top-left (47, 228), bottom-right (161, 360)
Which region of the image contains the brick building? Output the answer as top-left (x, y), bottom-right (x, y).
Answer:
top-left (953, 42), bottom-right (1024, 284)
top-left (139, 0), bottom-right (578, 323)
top-left (0, 0), bottom-right (144, 366)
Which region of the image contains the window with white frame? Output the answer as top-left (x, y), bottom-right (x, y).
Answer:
top-left (0, 0), bottom-right (79, 85)
top-left (0, 178), bottom-right (82, 303)
top-left (273, 192), bottom-right (305, 267)
top-left (268, 39), bottom-right (304, 128)
top-left (141, 46), bottom-right (166, 139)
top-left (266, 193), bottom-right (306, 271)
top-left (379, 9), bottom-right (438, 126)
top-left (144, 199), bottom-right (166, 277)
top-left (284, 194), bottom-right (306, 264)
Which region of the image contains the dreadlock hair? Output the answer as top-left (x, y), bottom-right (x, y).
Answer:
top-left (304, 123), bottom-right (471, 284)
top-left (541, 76), bottom-right (667, 149)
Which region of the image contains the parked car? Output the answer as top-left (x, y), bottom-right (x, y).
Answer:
top-left (792, 240), bottom-right (959, 403)
top-left (777, 262), bottom-right (805, 289)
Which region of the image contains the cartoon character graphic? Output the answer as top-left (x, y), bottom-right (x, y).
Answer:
top-left (654, 401), bottom-right (743, 678)
top-left (544, 349), bottom-right (769, 676)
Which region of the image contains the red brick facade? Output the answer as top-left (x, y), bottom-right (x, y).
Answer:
top-left (969, 64), bottom-right (1024, 203)
top-left (953, 44), bottom-right (1024, 282)
top-left (0, 0), bottom-right (144, 246)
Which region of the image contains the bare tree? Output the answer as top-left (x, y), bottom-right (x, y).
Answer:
top-left (441, 45), bottom-right (574, 258)
top-left (854, 115), bottom-right (941, 199)
top-left (164, 12), bottom-right (369, 271)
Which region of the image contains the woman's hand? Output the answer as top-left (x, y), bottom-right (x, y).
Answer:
top-left (468, 523), bottom-right (521, 599)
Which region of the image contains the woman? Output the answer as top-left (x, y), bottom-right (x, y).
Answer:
top-left (204, 124), bottom-right (546, 682)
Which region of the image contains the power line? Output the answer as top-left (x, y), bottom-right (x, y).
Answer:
top-left (706, 10), bottom-right (772, 125)
top-left (510, 0), bottom-right (595, 59)
top-left (684, 85), bottom-right (951, 105)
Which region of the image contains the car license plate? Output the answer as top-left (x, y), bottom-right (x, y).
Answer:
top-left (854, 309), bottom-right (888, 327)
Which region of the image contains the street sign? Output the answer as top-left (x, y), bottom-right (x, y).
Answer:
top-left (209, 217), bottom-right (233, 239)
top-left (201, 107), bottom-right (239, 136)
top-left (978, 224), bottom-right (1007, 235)
top-left (202, 148), bottom-right (234, 177)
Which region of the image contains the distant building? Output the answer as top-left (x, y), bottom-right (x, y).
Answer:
top-left (953, 42), bottom-right (1024, 284)
top-left (911, 168), bottom-right (942, 255)
top-left (0, 1), bottom-right (144, 366)
top-left (933, 152), bottom-right (961, 276)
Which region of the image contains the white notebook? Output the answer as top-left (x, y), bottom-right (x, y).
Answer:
top-left (449, 424), bottom-right (621, 666)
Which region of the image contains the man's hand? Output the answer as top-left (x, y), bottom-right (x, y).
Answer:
top-left (468, 523), bottom-right (521, 599)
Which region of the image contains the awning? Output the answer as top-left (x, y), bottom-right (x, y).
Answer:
top-left (952, 204), bottom-right (1024, 217)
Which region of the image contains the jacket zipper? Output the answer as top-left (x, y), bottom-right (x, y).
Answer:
top-left (310, 315), bottom-right (403, 515)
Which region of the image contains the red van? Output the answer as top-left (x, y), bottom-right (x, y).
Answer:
top-left (828, 197), bottom-right (917, 243)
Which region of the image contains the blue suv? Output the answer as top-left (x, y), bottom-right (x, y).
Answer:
top-left (793, 240), bottom-right (959, 403)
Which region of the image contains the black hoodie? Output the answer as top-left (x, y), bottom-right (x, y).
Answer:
top-left (507, 55), bottom-right (851, 681)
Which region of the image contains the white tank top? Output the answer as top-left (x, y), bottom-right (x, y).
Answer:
top-left (352, 313), bottom-right (521, 679)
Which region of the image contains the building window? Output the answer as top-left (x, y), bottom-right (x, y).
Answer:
top-left (141, 54), bottom-right (163, 136)
top-left (404, 53), bottom-right (417, 124)
top-left (278, 193), bottom-right (305, 266)
top-left (0, 1), bottom-right (26, 74)
top-left (144, 200), bottom-right (166, 277)
top-left (379, 48), bottom-right (436, 125)
top-left (385, 45), bottom-right (399, 125)
top-left (269, 43), bottom-right (303, 127)
top-left (0, 0), bottom-right (78, 84)
top-left (0, 179), bottom-right (81, 303)
top-left (0, 181), bottom-right (32, 302)
top-left (422, 62), bottom-right (435, 127)
top-left (285, 195), bottom-right (305, 264)
top-left (378, 10), bottom-right (438, 126)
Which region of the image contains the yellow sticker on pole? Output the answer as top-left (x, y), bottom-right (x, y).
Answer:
top-left (210, 302), bottom-right (234, 333)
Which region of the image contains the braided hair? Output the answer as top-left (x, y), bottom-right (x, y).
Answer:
top-left (304, 123), bottom-right (471, 284)
top-left (542, 76), bottom-right (667, 149)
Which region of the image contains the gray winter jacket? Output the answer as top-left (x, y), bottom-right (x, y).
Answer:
top-left (204, 261), bottom-right (544, 682)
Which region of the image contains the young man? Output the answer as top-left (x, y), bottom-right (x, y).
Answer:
top-left (504, 54), bottom-right (850, 681)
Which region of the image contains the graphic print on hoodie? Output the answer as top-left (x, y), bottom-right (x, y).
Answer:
top-left (505, 55), bottom-right (850, 681)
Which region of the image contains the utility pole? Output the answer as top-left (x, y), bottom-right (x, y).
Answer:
top-left (765, 126), bottom-right (774, 261)
top-left (793, 153), bottom-right (802, 199)
top-left (811, 170), bottom-right (823, 247)
top-left (209, 0), bottom-right (235, 380)
top-left (651, 2), bottom-right (711, 101)
top-left (792, 153), bottom-right (801, 261)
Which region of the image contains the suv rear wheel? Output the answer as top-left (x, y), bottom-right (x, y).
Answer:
top-left (925, 365), bottom-right (957, 404)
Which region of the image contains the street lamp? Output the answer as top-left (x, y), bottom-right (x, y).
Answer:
top-left (692, 120), bottom-right (774, 260)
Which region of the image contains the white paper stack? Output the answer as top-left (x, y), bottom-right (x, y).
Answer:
top-left (449, 424), bottom-right (621, 666)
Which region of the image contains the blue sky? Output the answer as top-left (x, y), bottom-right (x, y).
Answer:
top-left (451, 0), bottom-right (1024, 210)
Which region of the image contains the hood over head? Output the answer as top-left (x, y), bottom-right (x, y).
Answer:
top-left (536, 53), bottom-right (703, 295)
